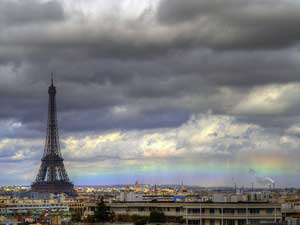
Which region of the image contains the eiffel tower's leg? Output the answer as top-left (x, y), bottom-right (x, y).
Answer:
top-left (35, 163), bottom-right (47, 182)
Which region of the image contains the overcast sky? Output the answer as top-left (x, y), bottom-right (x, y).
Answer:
top-left (1, 0), bottom-right (300, 187)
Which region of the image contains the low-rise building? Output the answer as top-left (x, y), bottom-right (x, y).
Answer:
top-left (109, 202), bottom-right (281, 225)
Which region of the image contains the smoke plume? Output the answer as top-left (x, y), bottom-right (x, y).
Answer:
top-left (249, 168), bottom-right (275, 187)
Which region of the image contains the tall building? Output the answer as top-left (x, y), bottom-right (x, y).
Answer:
top-left (31, 77), bottom-right (74, 195)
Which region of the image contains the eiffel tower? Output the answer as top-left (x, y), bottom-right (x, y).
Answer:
top-left (31, 76), bottom-right (74, 195)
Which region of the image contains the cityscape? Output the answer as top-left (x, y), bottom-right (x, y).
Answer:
top-left (1, 0), bottom-right (300, 225)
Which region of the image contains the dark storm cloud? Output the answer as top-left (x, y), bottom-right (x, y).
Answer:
top-left (1, 0), bottom-right (300, 64)
top-left (1, 0), bottom-right (300, 138)
top-left (2, 0), bottom-right (300, 65)
top-left (1, 49), bottom-right (300, 137)
top-left (157, 0), bottom-right (300, 49)
top-left (162, 49), bottom-right (300, 86)
top-left (157, 0), bottom-right (230, 24)
top-left (0, 0), bottom-right (64, 26)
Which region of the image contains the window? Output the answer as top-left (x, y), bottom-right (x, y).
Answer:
top-left (188, 208), bottom-right (201, 214)
top-left (276, 208), bottom-right (281, 213)
top-left (224, 209), bottom-right (235, 214)
top-left (266, 209), bottom-right (274, 214)
top-left (188, 220), bottom-right (199, 225)
top-left (249, 209), bottom-right (260, 214)
top-left (224, 219), bottom-right (234, 225)
top-left (238, 220), bottom-right (246, 225)
top-left (248, 219), bottom-right (260, 224)
top-left (237, 209), bottom-right (246, 214)
top-left (210, 209), bottom-right (214, 214)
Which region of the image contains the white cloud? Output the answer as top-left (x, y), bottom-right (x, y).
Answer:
top-left (61, 113), bottom-right (283, 162)
top-left (232, 83), bottom-right (300, 115)
top-left (1, 112), bottom-right (300, 185)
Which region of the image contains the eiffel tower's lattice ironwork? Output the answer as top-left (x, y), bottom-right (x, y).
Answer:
top-left (31, 77), bottom-right (74, 195)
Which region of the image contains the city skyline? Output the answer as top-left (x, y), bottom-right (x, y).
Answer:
top-left (1, 0), bottom-right (300, 187)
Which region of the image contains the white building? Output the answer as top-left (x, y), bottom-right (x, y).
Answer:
top-left (120, 191), bottom-right (144, 202)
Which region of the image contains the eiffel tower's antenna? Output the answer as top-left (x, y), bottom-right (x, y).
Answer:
top-left (51, 72), bottom-right (54, 86)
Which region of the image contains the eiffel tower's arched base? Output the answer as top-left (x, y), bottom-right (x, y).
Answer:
top-left (31, 181), bottom-right (75, 196)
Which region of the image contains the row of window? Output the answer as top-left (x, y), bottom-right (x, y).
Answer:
top-left (187, 208), bottom-right (280, 214)
top-left (8, 204), bottom-right (64, 207)
top-left (126, 207), bottom-right (280, 215)
top-left (188, 219), bottom-right (280, 225)
top-left (137, 207), bottom-right (176, 212)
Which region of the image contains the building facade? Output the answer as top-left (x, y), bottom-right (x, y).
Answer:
top-left (109, 202), bottom-right (281, 225)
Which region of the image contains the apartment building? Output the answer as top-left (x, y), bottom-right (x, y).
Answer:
top-left (109, 202), bottom-right (281, 225)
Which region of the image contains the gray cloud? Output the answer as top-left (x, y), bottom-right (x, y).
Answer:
top-left (2, 0), bottom-right (300, 186)
top-left (0, 0), bottom-right (64, 26)
top-left (157, 0), bottom-right (300, 49)
top-left (0, 1), bottom-right (299, 152)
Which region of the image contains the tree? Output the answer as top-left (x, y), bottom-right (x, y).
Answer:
top-left (148, 211), bottom-right (166, 223)
top-left (132, 215), bottom-right (149, 225)
top-left (94, 197), bottom-right (114, 222)
top-left (72, 212), bottom-right (82, 222)
top-left (115, 214), bottom-right (148, 225)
